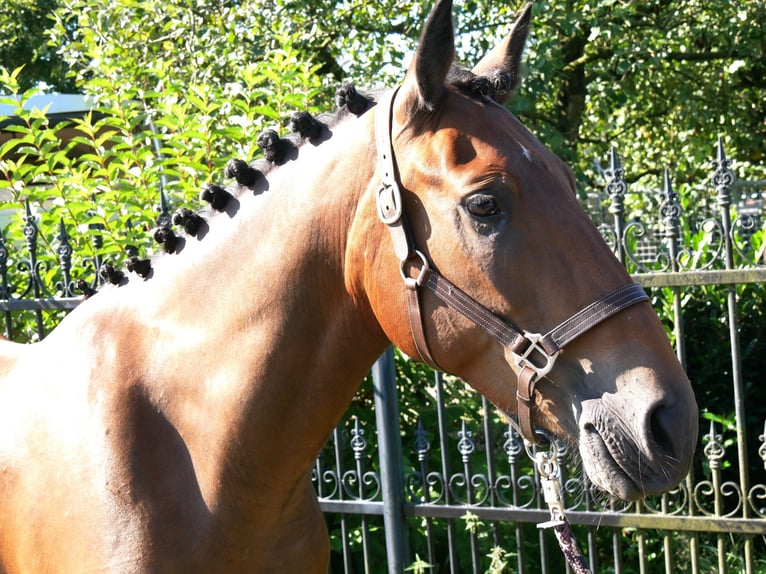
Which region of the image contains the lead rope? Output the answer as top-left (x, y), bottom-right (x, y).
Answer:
top-left (526, 435), bottom-right (593, 574)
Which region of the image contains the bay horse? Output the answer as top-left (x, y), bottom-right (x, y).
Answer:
top-left (0, 1), bottom-right (697, 572)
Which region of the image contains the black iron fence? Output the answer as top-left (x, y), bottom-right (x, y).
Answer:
top-left (1, 140), bottom-right (765, 573)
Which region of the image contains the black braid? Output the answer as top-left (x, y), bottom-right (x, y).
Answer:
top-left (257, 129), bottom-right (296, 166)
top-left (153, 225), bottom-right (179, 254)
top-left (200, 183), bottom-right (232, 212)
top-left (74, 279), bottom-right (97, 299)
top-left (224, 159), bottom-right (261, 188)
top-left (289, 111), bottom-right (324, 143)
top-left (126, 256), bottom-right (152, 279)
top-left (446, 65), bottom-right (492, 98)
top-left (172, 208), bottom-right (205, 237)
top-left (99, 263), bottom-right (124, 285)
top-left (335, 84), bottom-right (371, 116)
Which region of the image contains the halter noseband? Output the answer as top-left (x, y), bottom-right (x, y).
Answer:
top-left (374, 88), bottom-right (648, 443)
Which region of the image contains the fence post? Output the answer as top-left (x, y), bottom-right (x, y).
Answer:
top-left (372, 346), bottom-right (410, 573)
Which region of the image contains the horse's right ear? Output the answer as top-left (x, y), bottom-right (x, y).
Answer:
top-left (396, 0), bottom-right (455, 119)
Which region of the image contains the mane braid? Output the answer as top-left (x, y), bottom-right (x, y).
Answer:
top-left (200, 183), bottom-right (232, 211)
top-left (74, 279), bottom-right (97, 299)
top-left (153, 225), bottom-right (179, 254)
top-left (335, 84), bottom-right (372, 116)
top-left (85, 83), bottom-right (379, 297)
top-left (99, 263), bottom-right (124, 286)
top-left (256, 129), bottom-right (296, 166)
top-left (126, 256), bottom-right (152, 279)
top-left (224, 159), bottom-right (261, 188)
top-left (289, 112), bottom-right (324, 144)
top-left (172, 208), bottom-right (205, 237)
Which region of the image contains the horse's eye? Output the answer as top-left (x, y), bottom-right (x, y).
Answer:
top-left (466, 193), bottom-right (500, 217)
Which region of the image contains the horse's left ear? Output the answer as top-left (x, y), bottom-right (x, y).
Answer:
top-left (471, 2), bottom-right (532, 104)
top-left (397, 0), bottom-right (455, 118)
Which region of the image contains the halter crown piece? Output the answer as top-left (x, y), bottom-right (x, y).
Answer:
top-left (373, 87), bottom-right (649, 443)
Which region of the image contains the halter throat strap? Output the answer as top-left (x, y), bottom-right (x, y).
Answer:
top-left (373, 88), bottom-right (648, 443)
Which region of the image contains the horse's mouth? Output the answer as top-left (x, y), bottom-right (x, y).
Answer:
top-left (579, 423), bottom-right (643, 500)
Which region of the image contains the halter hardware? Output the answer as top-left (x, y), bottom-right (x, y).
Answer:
top-left (512, 331), bottom-right (560, 380)
top-left (400, 251), bottom-right (430, 288)
top-left (373, 87), bottom-right (648, 445)
top-left (526, 431), bottom-right (593, 573)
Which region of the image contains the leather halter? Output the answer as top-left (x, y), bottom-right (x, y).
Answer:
top-left (373, 88), bottom-right (648, 443)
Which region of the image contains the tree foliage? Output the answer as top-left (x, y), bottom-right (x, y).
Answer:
top-left (3, 0), bottom-right (765, 191)
top-left (0, 0), bottom-right (73, 92)
top-left (518, 0), bottom-right (766, 191)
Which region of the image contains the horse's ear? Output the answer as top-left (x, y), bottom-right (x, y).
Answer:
top-left (397, 0), bottom-right (455, 117)
top-left (471, 2), bottom-right (532, 104)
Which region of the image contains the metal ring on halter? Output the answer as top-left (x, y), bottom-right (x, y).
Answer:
top-left (523, 428), bottom-right (557, 461)
top-left (400, 250), bottom-right (429, 287)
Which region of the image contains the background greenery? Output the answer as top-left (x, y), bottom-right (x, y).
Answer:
top-left (2, 0), bottom-right (765, 572)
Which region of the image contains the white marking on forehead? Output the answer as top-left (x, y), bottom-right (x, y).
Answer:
top-left (520, 143), bottom-right (532, 162)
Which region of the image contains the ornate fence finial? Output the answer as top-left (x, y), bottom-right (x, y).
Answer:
top-left (158, 188), bottom-right (172, 228)
top-left (56, 218), bottom-right (74, 296)
top-left (350, 416), bottom-right (367, 460)
top-left (703, 419), bottom-right (725, 471)
top-left (457, 420), bottom-right (475, 462)
top-left (659, 169), bottom-right (681, 240)
top-left (22, 199), bottom-right (37, 257)
top-left (20, 199), bottom-right (51, 299)
top-left (759, 420), bottom-right (766, 471)
top-left (605, 147), bottom-right (627, 217)
top-left (414, 419), bottom-right (431, 462)
top-left (0, 233), bottom-right (8, 299)
top-left (712, 136), bottom-right (736, 208)
top-left (503, 423), bottom-right (522, 465)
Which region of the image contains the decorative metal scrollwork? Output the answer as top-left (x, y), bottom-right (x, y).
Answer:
top-left (447, 420), bottom-right (490, 505)
top-left (405, 420), bottom-right (446, 504)
top-left (693, 420), bottom-right (743, 518)
top-left (605, 147), bottom-right (627, 217)
top-left (55, 219), bottom-right (75, 296)
top-left (600, 141), bottom-right (763, 273)
top-left (340, 417), bottom-right (381, 501)
top-left (495, 424), bottom-right (537, 508)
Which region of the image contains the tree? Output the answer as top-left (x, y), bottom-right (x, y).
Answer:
top-left (2, 0), bottom-right (329, 282)
top-left (516, 0), bottom-right (766, 192)
top-left (7, 0), bottom-right (766, 193)
top-left (0, 0), bottom-right (73, 92)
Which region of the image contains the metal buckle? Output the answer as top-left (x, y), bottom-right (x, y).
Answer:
top-left (512, 332), bottom-right (560, 379)
top-left (376, 183), bottom-right (403, 225)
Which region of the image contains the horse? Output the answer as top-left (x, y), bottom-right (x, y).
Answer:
top-left (0, 1), bottom-right (697, 572)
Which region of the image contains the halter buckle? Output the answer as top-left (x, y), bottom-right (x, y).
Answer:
top-left (376, 183), bottom-right (403, 225)
top-left (512, 332), bottom-right (560, 379)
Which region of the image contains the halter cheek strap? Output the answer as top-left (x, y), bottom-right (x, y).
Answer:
top-left (373, 88), bottom-right (648, 443)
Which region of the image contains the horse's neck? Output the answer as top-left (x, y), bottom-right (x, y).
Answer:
top-left (106, 114), bottom-right (387, 508)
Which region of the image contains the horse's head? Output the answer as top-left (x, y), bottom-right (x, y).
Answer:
top-left (357, 0), bottom-right (697, 500)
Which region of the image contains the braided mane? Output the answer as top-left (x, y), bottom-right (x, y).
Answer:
top-left (93, 73), bottom-right (505, 291)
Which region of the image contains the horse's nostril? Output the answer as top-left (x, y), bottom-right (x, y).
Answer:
top-left (649, 403), bottom-right (678, 460)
